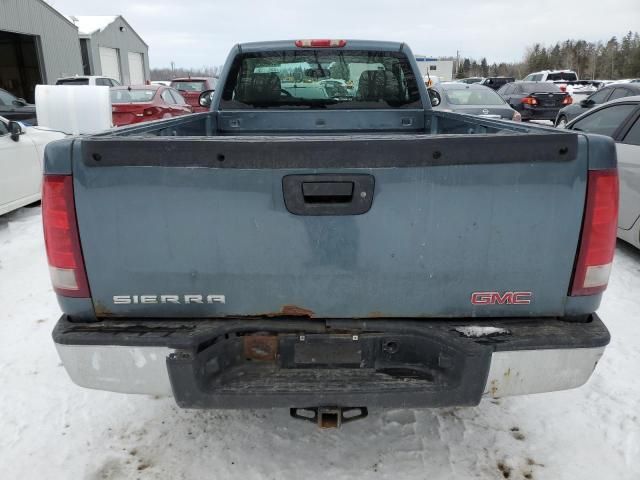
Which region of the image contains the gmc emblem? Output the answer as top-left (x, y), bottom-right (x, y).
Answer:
top-left (471, 291), bottom-right (532, 305)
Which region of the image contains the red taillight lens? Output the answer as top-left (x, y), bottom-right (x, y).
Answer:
top-left (521, 96), bottom-right (538, 105)
top-left (295, 39), bottom-right (347, 48)
top-left (562, 95), bottom-right (573, 105)
top-left (42, 175), bottom-right (90, 297)
top-left (570, 170), bottom-right (619, 296)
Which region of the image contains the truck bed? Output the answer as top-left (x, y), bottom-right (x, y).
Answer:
top-left (45, 111), bottom-right (603, 320)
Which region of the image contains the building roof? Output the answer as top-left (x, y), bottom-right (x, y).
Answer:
top-left (65, 15), bottom-right (118, 35)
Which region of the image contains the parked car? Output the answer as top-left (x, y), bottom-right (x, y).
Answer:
top-left (478, 76), bottom-right (514, 90)
top-left (47, 40), bottom-right (615, 428)
top-left (110, 85), bottom-right (192, 127)
top-left (0, 88), bottom-right (37, 125)
top-left (455, 77), bottom-right (484, 84)
top-left (523, 69), bottom-right (578, 82)
top-left (429, 83), bottom-right (520, 120)
top-left (56, 75), bottom-right (121, 87)
top-left (565, 96), bottom-right (640, 249)
top-left (0, 116), bottom-right (65, 216)
top-left (560, 80), bottom-right (599, 96)
top-left (498, 81), bottom-right (572, 121)
top-left (170, 77), bottom-right (217, 112)
top-left (555, 83), bottom-right (640, 127)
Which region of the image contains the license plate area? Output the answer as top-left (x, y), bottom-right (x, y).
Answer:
top-left (292, 335), bottom-right (362, 367)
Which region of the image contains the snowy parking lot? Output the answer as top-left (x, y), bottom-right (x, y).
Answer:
top-left (1, 206), bottom-right (639, 480)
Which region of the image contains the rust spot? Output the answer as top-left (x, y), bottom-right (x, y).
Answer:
top-left (244, 335), bottom-right (278, 361)
top-left (93, 301), bottom-right (113, 317)
top-left (489, 379), bottom-right (499, 397)
top-left (274, 305), bottom-right (315, 317)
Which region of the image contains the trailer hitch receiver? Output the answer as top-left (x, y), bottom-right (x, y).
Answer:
top-left (290, 406), bottom-right (368, 428)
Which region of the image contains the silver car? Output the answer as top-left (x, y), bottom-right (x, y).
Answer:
top-left (566, 95), bottom-right (640, 249)
top-left (428, 83), bottom-right (520, 121)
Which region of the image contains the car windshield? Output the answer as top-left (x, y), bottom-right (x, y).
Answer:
top-left (444, 88), bottom-right (505, 105)
top-left (171, 81), bottom-right (207, 92)
top-left (547, 72), bottom-right (578, 81)
top-left (523, 82), bottom-right (561, 93)
top-left (220, 49), bottom-right (421, 109)
top-left (110, 89), bottom-right (156, 103)
top-left (56, 78), bottom-right (89, 85)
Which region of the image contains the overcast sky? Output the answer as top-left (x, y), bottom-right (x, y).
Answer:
top-left (46, 0), bottom-right (639, 69)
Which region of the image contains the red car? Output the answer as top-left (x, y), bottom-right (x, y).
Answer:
top-left (170, 77), bottom-right (217, 112)
top-left (110, 85), bottom-right (192, 127)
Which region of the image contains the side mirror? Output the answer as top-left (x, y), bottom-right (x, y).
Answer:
top-left (13, 98), bottom-right (27, 107)
top-left (428, 89), bottom-right (441, 107)
top-left (198, 89), bottom-right (215, 108)
top-left (580, 98), bottom-right (593, 108)
top-left (8, 121), bottom-right (23, 141)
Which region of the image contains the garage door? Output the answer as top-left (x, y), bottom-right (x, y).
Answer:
top-left (99, 47), bottom-right (121, 82)
top-left (128, 52), bottom-right (145, 85)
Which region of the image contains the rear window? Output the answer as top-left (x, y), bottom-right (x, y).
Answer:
top-left (546, 72), bottom-right (578, 82)
top-left (443, 87), bottom-right (506, 106)
top-left (110, 89), bottom-right (156, 103)
top-left (219, 50), bottom-right (421, 110)
top-left (56, 78), bottom-right (89, 86)
top-left (522, 82), bottom-right (561, 93)
top-left (171, 81), bottom-right (207, 92)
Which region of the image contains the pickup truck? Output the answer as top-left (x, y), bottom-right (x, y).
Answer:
top-left (46, 40), bottom-right (617, 427)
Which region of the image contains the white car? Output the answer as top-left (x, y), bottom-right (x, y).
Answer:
top-left (0, 117), bottom-right (66, 216)
top-left (55, 76), bottom-right (121, 87)
top-left (565, 96), bottom-right (640, 249)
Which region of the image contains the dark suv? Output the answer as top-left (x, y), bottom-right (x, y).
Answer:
top-left (479, 77), bottom-right (514, 90)
top-left (498, 81), bottom-right (571, 121)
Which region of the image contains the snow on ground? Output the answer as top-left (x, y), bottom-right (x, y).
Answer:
top-left (1, 206), bottom-right (639, 480)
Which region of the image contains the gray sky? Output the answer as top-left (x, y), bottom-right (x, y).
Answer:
top-left (47, 0), bottom-right (639, 68)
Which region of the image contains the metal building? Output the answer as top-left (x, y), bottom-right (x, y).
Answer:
top-left (67, 16), bottom-right (150, 85)
top-left (414, 57), bottom-right (455, 82)
top-left (0, 0), bottom-right (83, 102)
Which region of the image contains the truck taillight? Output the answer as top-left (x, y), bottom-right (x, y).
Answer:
top-left (570, 170), bottom-right (618, 296)
top-left (42, 175), bottom-right (90, 297)
top-left (295, 39), bottom-right (347, 48)
top-left (562, 95), bottom-right (573, 105)
top-left (521, 96), bottom-right (538, 105)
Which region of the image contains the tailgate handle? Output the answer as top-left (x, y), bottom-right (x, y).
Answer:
top-left (283, 174), bottom-right (375, 216)
top-left (302, 181), bottom-right (354, 203)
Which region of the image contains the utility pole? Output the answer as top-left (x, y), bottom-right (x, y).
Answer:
top-left (171, 61), bottom-right (175, 76)
top-left (456, 50), bottom-right (460, 78)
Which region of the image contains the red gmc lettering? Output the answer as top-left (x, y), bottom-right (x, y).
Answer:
top-left (471, 291), bottom-right (532, 305)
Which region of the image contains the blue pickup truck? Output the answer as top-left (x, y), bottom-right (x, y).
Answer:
top-left (44, 40), bottom-right (618, 427)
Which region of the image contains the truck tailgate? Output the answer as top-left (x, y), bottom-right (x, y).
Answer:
top-left (72, 133), bottom-right (585, 318)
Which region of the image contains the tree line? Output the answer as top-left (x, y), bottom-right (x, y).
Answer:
top-left (150, 66), bottom-right (221, 81)
top-left (455, 31), bottom-right (640, 80)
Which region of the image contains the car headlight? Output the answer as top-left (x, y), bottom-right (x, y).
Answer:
top-left (512, 110), bottom-right (522, 122)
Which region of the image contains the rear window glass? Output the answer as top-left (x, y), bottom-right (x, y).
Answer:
top-left (110, 89), bottom-right (156, 103)
top-left (546, 72), bottom-right (578, 81)
top-left (220, 50), bottom-right (421, 110)
top-left (56, 78), bottom-right (89, 85)
top-left (522, 82), bottom-right (561, 93)
top-left (443, 88), bottom-right (506, 105)
top-left (171, 81), bottom-right (207, 92)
